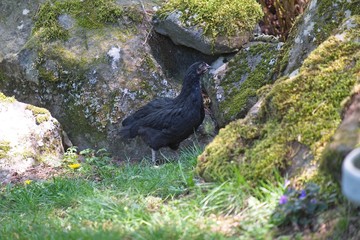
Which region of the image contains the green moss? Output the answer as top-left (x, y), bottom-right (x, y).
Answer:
top-left (36, 115), bottom-right (51, 125)
top-left (33, 0), bottom-right (125, 41)
top-left (38, 66), bottom-right (58, 82)
top-left (62, 103), bottom-right (106, 145)
top-left (26, 105), bottom-right (51, 125)
top-left (26, 105), bottom-right (50, 115)
top-left (315, 0), bottom-right (360, 45)
top-left (0, 71), bottom-right (9, 85)
top-left (35, 44), bottom-right (90, 84)
top-left (157, 0), bottom-right (263, 39)
top-left (0, 141), bottom-right (11, 159)
top-left (142, 53), bottom-right (157, 71)
top-left (219, 43), bottom-right (278, 123)
top-left (0, 92), bottom-right (15, 103)
top-left (198, 18), bottom-right (360, 184)
top-left (197, 120), bottom-right (262, 182)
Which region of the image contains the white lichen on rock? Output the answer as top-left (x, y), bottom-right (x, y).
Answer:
top-left (107, 46), bottom-right (121, 70)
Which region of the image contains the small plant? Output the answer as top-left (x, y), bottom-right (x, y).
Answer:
top-left (271, 182), bottom-right (336, 229)
top-left (62, 146), bottom-right (79, 164)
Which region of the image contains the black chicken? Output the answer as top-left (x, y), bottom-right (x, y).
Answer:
top-left (119, 62), bottom-right (210, 163)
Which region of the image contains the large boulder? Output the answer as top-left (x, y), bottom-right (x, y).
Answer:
top-left (0, 93), bottom-right (64, 183)
top-left (197, 8), bottom-right (360, 184)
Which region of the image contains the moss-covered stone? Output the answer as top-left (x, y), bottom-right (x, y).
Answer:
top-left (214, 42), bottom-right (279, 125)
top-left (197, 120), bottom-right (262, 181)
top-left (33, 0), bottom-right (124, 41)
top-left (197, 16), bottom-right (360, 184)
top-left (157, 0), bottom-right (263, 39)
top-left (61, 103), bottom-right (107, 146)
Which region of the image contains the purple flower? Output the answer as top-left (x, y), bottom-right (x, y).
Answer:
top-left (299, 190), bottom-right (306, 199)
top-left (310, 198), bottom-right (317, 204)
top-left (279, 195), bottom-right (288, 205)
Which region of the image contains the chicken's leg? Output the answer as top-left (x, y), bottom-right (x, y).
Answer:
top-left (151, 149), bottom-right (157, 164)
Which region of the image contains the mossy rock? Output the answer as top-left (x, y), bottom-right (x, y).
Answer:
top-left (320, 90), bottom-right (360, 181)
top-left (0, 97), bottom-right (64, 176)
top-left (32, 0), bottom-right (143, 41)
top-left (154, 0), bottom-right (263, 54)
top-left (197, 16), bottom-right (360, 184)
top-left (206, 42), bottom-right (280, 127)
top-left (157, 0), bottom-right (263, 38)
top-left (274, 0), bottom-right (360, 77)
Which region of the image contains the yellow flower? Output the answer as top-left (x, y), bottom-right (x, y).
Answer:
top-left (68, 163), bottom-right (81, 169)
top-left (24, 180), bottom-right (32, 185)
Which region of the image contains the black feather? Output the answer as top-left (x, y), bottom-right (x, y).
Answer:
top-left (119, 62), bottom-right (210, 153)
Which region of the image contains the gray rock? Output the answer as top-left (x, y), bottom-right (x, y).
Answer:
top-left (153, 11), bottom-right (251, 55)
top-left (204, 41), bottom-right (281, 127)
top-left (0, 96), bottom-right (64, 183)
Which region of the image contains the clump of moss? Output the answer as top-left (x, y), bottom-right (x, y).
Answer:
top-left (157, 0), bottom-right (263, 38)
top-left (33, 0), bottom-right (124, 41)
top-left (26, 105), bottom-right (51, 125)
top-left (198, 18), bottom-right (360, 184)
top-left (35, 115), bottom-right (50, 125)
top-left (197, 120), bottom-right (262, 181)
top-left (0, 141), bottom-right (11, 159)
top-left (0, 92), bottom-right (15, 103)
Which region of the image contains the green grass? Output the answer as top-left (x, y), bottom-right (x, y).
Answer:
top-left (0, 145), bottom-right (284, 239)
